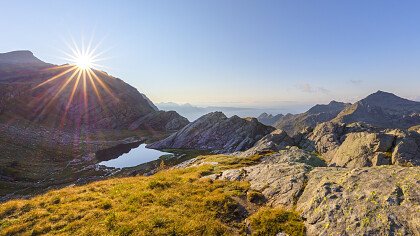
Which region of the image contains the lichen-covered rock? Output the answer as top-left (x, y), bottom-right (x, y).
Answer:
top-left (330, 132), bottom-right (394, 168)
top-left (297, 166), bottom-right (420, 236)
top-left (147, 112), bottom-right (275, 153)
top-left (211, 162), bottom-right (312, 207)
top-left (261, 146), bottom-right (326, 167)
top-left (299, 121), bottom-right (420, 167)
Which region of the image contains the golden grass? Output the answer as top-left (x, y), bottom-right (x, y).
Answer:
top-left (0, 165), bottom-right (251, 235)
top-left (0, 154), bottom-right (305, 236)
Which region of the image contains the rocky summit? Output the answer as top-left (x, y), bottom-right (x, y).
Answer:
top-left (147, 111), bottom-right (275, 153)
top-left (274, 100), bottom-right (351, 135)
top-left (334, 90), bottom-right (420, 129)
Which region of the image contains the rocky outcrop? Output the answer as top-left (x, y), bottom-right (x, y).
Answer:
top-left (205, 148), bottom-right (325, 207)
top-left (147, 112), bottom-right (275, 153)
top-left (240, 129), bottom-right (295, 156)
top-left (330, 132), bottom-right (395, 168)
top-left (256, 113), bottom-right (284, 126)
top-left (211, 162), bottom-right (312, 207)
top-left (334, 91), bottom-right (420, 129)
top-left (261, 147), bottom-right (326, 167)
top-left (298, 121), bottom-right (420, 167)
top-left (274, 101), bottom-right (350, 135)
top-left (297, 166), bottom-right (420, 235)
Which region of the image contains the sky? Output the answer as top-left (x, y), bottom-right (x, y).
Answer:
top-left (1, 0), bottom-right (420, 110)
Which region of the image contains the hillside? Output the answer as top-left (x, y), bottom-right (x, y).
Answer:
top-left (0, 156), bottom-right (305, 236)
top-left (0, 51), bottom-right (188, 131)
top-left (0, 51), bottom-right (189, 200)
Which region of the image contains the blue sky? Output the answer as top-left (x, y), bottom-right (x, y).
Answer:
top-left (1, 0), bottom-right (420, 109)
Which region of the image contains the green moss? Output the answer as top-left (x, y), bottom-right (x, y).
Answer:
top-left (248, 207), bottom-right (305, 236)
top-left (247, 190), bottom-right (266, 205)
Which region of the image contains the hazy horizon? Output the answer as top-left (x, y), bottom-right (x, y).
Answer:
top-left (2, 0), bottom-right (420, 107)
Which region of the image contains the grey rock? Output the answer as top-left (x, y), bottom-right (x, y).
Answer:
top-left (330, 132), bottom-right (394, 168)
top-left (261, 146), bottom-right (326, 167)
top-left (240, 129), bottom-right (295, 157)
top-left (392, 131), bottom-right (420, 166)
top-left (297, 166), bottom-right (420, 236)
top-left (147, 112), bottom-right (275, 153)
top-left (215, 162), bottom-right (312, 207)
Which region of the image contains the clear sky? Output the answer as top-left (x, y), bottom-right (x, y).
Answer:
top-left (1, 0), bottom-right (420, 108)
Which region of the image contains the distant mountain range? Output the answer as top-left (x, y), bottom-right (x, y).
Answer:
top-left (154, 91), bottom-right (420, 153)
top-left (256, 91), bottom-right (420, 136)
top-left (156, 102), bottom-right (308, 121)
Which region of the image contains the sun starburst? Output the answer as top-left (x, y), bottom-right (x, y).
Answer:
top-left (32, 36), bottom-right (117, 129)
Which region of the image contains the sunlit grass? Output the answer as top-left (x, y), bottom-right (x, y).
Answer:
top-left (0, 154), bottom-right (305, 235)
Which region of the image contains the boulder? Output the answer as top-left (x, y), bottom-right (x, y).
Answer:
top-left (297, 166), bottom-right (420, 235)
top-left (212, 162), bottom-right (312, 207)
top-left (261, 146), bottom-right (326, 167)
top-left (330, 132), bottom-right (394, 168)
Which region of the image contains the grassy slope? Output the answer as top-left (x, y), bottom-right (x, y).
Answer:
top-left (0, 155), bottom-right (305, 236)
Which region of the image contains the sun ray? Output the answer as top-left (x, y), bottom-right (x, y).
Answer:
top-left (87, 68), bottom-right (118, 100)
top-left (34, 68), bottom-right (81, 122)
top-left (31, 36), bottom-right (116, 129)
top-left (61, 69), bottom-right (83, 125)
top-left (35, 66), bottom-right (77, 88)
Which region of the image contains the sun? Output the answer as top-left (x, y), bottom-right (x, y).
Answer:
top-left (33, 36), bottom-right (117, 128)
top-left (75, 54), bottom-right (93, 70)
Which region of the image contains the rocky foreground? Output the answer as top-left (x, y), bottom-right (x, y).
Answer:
top-left (145, 91), bottom-right (420, 235)
top-left (178, 147), bottom-right (420, 235)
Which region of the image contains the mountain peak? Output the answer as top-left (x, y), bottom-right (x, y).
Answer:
top-left (0, 50), bottom-right (47, 65)
top-left (361, 91), bottom-right (414, 105)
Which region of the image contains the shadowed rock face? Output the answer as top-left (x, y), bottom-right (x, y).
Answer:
top-left (274, 101), bottom-right (351, 136)
top-left (147, 112), bottom-right (275, 153)
top-left (0, 51), bottom-right (187, 132)
top-left (334, 90), bottom-right (420, 129)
